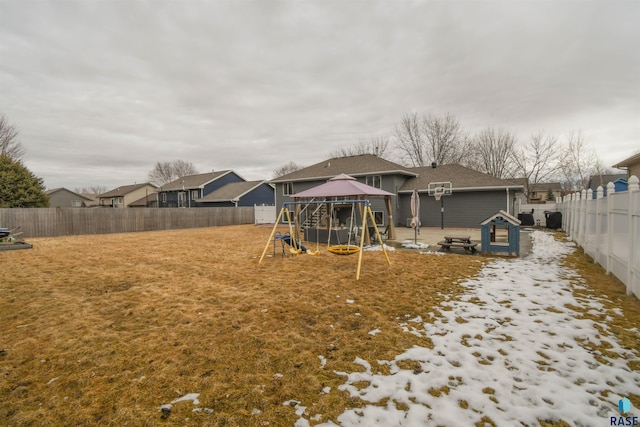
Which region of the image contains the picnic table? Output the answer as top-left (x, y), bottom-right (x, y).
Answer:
top-left (438, 235), bottom-right (478, 253)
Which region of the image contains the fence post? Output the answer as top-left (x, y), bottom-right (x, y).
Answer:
top-left (595, 186), bottom-right (603, 264)
top-left (606, 182), bottom-right (615, 275)
top-left (570, 192), bottom-right (577, 239)
top-left (627, 175), bottom-right (639, 296)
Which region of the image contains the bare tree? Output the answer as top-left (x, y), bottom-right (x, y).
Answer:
top-left (273, 161), bottom-right (302, 179)
top-left (329, 135), bottom-right (391, 158)
top-left (511, 132), bottom-right (563, 200)
top-left (148, 160), bottom-right (198, 185)
top-left (559, 131), bottom-right (605, 191)
top-left (394, 112), bottom-right (467, 167)
top-left (0, 114), bottom-right (25, 161)
top-left (468, 127), bottom-right (517, 179)
top-left (74, 185), bottom-right (108, 195)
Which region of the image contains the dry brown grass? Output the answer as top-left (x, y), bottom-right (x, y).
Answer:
top-left (1, 225), bottom-right (485, 426)
top-left (0, 225), bottom-right (638, 426)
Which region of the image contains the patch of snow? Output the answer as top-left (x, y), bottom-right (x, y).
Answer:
top-left (401, 240), bottom-right (430, 249)
top-left (46, 377), bottom-right (58, 385)
top-left (363, 244), bottom-right (396, 252)
top-left (346, 299), bottom-right (354, 304)
top-left (306, 230), bottom-right (640, 426)
top-left (158, 392), bottom-right (201, 413)
top-left (368, 329), bottom-right (382, 336)
top-left (318, 355), bottom-right (327, 368)
top-left (419, 250), bottom-right (446, 256)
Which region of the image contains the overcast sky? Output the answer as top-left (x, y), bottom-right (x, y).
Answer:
top-left (1, 0), bottom-right (638, 191)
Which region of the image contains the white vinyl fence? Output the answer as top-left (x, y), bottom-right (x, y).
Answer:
top-left (254, 205), bottom-right (276, 224)
top-left (557, 175), bottom-right (640, 298)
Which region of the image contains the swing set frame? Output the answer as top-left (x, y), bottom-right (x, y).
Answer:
top-left (258, 199), bottom-right (391, 280)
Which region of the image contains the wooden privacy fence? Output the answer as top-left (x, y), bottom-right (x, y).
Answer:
top-left (0, 207), bottom-right (255, 238)
top-left (557, 175), bottom-right (640, 299)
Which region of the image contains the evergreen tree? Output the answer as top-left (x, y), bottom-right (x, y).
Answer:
top-left (546, 188), bottom-right (556, 202)
top-left (0, 155), bottom-right (49, 207)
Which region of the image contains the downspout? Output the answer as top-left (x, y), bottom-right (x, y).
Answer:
top-left (506, 188), bottom-right (510, 215)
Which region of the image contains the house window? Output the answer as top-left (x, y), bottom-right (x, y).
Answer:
top-left (283, 182), bottom-right (293, 195)
top-left (372, 211), bottom-right (384, 226)
top-left (191, 190), bottom-right (199, 200)
top-left (72, 200), bottom-right (82, 207)
top-left (366, 175), bottom-right (382, 189)
top-left (161, 193), bottom-right (167, 202)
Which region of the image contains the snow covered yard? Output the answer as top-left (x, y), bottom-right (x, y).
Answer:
top-left (291, 231), bottom-right (640, 426)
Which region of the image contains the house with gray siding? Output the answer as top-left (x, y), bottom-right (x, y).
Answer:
top-left (272, 154), bottom-right (524, 228)
top-left (271, 154), bottom-right (417, 227)
top-left (45, 188), bottom-right (93, 208)
top-left (399, 164), bottom-right (524, 228)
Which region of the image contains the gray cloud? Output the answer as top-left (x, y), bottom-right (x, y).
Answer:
top-left (1, 0), bottom-right (638, 190)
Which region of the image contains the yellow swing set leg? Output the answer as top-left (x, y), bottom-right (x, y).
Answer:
top-left (355, 206), bottom-right (391, 280)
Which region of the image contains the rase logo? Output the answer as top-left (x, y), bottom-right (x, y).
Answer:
top-left (611, 397), bottom-right (639, 426)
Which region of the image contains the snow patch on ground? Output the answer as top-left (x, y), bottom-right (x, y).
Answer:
top-left (286, 231), bottom-right (640, 426)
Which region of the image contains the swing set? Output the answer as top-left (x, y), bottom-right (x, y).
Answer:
top-left (258, 199), bottom-right (391, 280)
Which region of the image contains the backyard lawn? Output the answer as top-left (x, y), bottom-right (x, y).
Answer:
top-left (1, 225), bottom-right (638, 426)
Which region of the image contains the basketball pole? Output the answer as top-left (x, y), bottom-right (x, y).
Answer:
top-left (440, 196), bottom-right (444, 230)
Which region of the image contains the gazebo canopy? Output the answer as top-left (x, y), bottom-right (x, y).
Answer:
top-left (292, 174), bottom-right (394, 198)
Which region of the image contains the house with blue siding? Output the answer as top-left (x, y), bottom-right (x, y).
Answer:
top-left (197, 181), bottom-right (274, 207)
top-left (157, 170), bottom-right (274, 208)
top-left (272, 154), bottom-right (524, 229)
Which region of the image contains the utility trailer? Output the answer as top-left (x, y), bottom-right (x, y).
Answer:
top-left (0, 227), bottom-right (33, 251)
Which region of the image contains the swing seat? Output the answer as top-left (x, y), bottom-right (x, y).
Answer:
top-left (327, 245), bottom-right (360, 256)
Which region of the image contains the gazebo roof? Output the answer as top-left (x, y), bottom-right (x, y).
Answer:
top-left (292, 174), bottom-right (394, 198)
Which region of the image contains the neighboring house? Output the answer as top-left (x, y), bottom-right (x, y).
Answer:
top-left (528, 182), bottom-right (564, 203)
top-left (45, 188), bottom-right (93, 208)
top-left (271, 154), bottom-right (417, 227)
top-left (156, 170), bottom-right (267, 208)
top-left (197, 180), bottom-right (274, 207)
top-left (613, 152), bottom-right (640, 179)
top-left (79, 193), bottom-right (100, 207)
top-left (99, 183), bottom-right (158, 208)
top-left (271, 154), bottom-right (524, 228)
top-left (129, 192), bottom-right (159, 208)
top-left (587, 173), bottom-right (627, 197)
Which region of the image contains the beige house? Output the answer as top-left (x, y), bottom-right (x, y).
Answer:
top-left (613, 152), bottom-right (640, 179)
top-left (528, 182), bottom-right (564, 203)
top-left (99, 183), bottom-right (158, 208)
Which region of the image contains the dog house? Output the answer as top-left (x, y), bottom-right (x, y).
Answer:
top-left (480, 210), bottom-right (521, 256)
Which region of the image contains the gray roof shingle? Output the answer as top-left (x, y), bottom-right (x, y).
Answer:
top-left (100, 183), bottom-right (157, 197)
top-left (161, 171), bottom-right (232, 191)
top-left (198, 181), bottom-right (266, 202)
top-left (271, 154), bottom-right (417, 182)
top-left (399, 165), bottom-right (523, 192)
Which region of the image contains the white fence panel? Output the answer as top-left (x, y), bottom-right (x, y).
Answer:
top-left (254, 205), bottom-right (276, 224)
top-left (516, 203), bottom-right (557, 226)
top-left (558, 175), bottom-right (640, 299)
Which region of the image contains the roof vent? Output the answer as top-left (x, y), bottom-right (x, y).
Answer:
top-left (431, 162), bottom-right (437, 169)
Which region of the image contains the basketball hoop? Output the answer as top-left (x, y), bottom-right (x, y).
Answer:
top-left (433, 187), bottom-right (444, 201)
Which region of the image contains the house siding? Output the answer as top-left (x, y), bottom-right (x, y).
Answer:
top-left (161, 172), bottom-right (245, 208)
top-left (47, 190), bottom-right (89, 208)
top-left (237, 185), bottom-right (274, 207)
top-left (274, 175), bottom-right (398, 226)
top-left (400, 190), bottom-right (512, 228)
